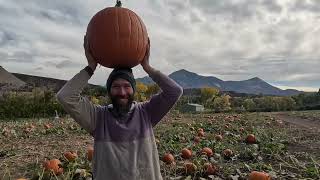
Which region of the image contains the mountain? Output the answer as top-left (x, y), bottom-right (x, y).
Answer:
top-left (0, 66), bottom-right (26, 90)
top-left (137, 69), bottom-right (303, 96)
top-left (12, 73), bottom-right (99, 92)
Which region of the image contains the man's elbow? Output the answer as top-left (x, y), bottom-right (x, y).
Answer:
top-left (56, 90), bottom-right (66, 104)
top-left (175, 85), bottom-right (183, 98)
top-left (177, 86), bottom-right (183, 96)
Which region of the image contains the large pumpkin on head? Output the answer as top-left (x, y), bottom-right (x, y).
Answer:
top-left (86, 0), bottom-right (148, 68)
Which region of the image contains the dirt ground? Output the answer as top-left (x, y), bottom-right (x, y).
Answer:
top-left (270, 112), bottom-right (320, 158)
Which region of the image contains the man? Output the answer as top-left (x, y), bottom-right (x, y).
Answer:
top-left (56, 36), bottom-right (183, 180)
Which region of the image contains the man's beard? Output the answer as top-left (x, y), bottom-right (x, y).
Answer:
top-left (109, 94), bottom-right (134, 117)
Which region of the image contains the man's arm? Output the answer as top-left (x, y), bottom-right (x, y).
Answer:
top-left (56, 35), bottom-right (99, 134)
top-left (140, 39), bottom-right (183, 126)
top-left (56, 67), bottom-right (99, 134)
top-left (142, 67), bottom-right (183, 126)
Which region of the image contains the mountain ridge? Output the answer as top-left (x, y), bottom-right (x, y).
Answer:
top-left (137, 69), bottom-right (303, 96)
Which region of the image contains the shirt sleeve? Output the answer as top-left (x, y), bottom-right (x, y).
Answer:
top-left (142, 70), bottom-right (183, 126)
top-left (56, 68), bottom-right (99, 134)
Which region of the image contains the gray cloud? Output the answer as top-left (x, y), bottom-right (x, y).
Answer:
top-left (290, 0), bottom-right (320, 13)
top-left (0, 0), bottom-right (319, 91)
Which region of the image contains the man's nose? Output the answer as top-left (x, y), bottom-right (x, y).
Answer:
top-left (119, 87), bottom-right (126, 95)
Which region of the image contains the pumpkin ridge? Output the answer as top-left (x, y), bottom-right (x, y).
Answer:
top-left (115, 8), bottom-right (120, 64)
top-left (127, 9), bottom-right (132, 61)
top-left (137, 15), bottom-right (145, 61)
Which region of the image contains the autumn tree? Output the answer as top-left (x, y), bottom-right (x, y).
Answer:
top-left (200, 87), bottom-right (219, 108)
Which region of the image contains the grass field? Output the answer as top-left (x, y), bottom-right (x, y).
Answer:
top-left (1, 110), bottom-right (320, 179)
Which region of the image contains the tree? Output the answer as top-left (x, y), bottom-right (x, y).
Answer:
top-left (200, 87), bottom-right (219, 108)
top-left (213, 94), bottom-right (231, 112)
top-left (145, 84), bottom-right (160, 99)
top-left (135, 82), bottom-right (148, 102)
top-left (243, 99), bottom-right (256, 111)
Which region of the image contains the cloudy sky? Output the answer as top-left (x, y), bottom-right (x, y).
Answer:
top-left (0, 0), bottom-right (319, 91)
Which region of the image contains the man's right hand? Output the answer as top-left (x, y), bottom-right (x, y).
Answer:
top-left (83, 35), bottom-right (97, 71)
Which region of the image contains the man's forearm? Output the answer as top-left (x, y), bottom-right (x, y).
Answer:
top-left (145, 66), bottom-right (183, 96)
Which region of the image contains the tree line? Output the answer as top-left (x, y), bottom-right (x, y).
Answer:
top-left (0, 83), bottom-right (319, 119)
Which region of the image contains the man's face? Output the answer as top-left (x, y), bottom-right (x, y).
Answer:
top-left (109, 78), bottom-right (134, 112)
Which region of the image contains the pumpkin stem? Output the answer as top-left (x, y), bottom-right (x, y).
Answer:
top-left (115, 0), bottom-right (122, 7)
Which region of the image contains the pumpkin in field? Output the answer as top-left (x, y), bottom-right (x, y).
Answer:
top-left (87, 146), bottom-right (94, 161)
top-left (162, 153), bottom-right (175, 164)
top-left (184, 162), bottom-right (197, 174)
top-left (194, 136), bottom-right (201, 143)
top-left (86, 0), bottom-right (149, 68)
top-left (64, 151), bottom-right (78, 161)
top-left (16, 179), bottom-right (28, 180)
top-left (43, 159), bottom-right (63, 175)
top-left (201, 147), bottom-right (213, 157)
top-left (215, 134), bottom-right (223, 141)
top-left (203, 162), bottom-right (217, 175)
top-left (248, 171), bottom-right (271, 180)
top-left (44, 124), bottom-right (51, 129)
top-left (198, 131), bottom-right (205, 137)
top-left (181, 148), bottom-right (192, 159)
top-left (223, 149), bottom-right (233, 159)
top-left (246, 134), bottom-right (256, 144)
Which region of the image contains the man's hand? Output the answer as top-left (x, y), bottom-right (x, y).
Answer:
top-left (141, 38), bottom-right (152, 73)
top-left (83, 35), bottom-right (97, 71)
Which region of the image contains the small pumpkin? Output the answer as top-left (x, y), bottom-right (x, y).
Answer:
top-left (215, 134), bottom-right (223, 141)
top-left (43, 159), bottom-right (63, 175)
top-left (87, 146), bottom-right (94, 161)
top-left (184, 162), bottom-right (197, 174)
top-left (198, 131), bottom-right (205, 137)
top-left (248, 171), bottom-right (271, 180)
top-left (223, 149), bottom-right (233, 158)
top-left (181, 148), bottom-right (192, 159)
top-left (194, 136), bottom-right (201, 143)
top-left (201, 147), bottom-right (213, 157)
top-left (44, 124), bottom-right (51, 129)
top-left (203, 162), bottom-right (217, 175)
top-left (246, 134), bottom-right (256, 144)
top-left (162, 153), bottom-right (175, 164)
top-left (64, 151), bottom-right (78, 161)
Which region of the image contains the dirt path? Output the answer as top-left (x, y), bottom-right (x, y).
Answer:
top-left (272, 112), bottom-right (320, 132)
top-left (270, 112), bottom-right (320, 158)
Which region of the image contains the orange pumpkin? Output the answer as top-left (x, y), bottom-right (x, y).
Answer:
top-left (184, 162), bottom-right (197, 174)
top-left (248, 171), bottom-right (271, 180)
top-left (64, 151), bottom-right (78, 161)
top-left (194, 136), bottom-right (201, 143)
top-left (43, 159), bottom-right (63, 175)
top-left (198, 131), bottom-right (205, 137)
top-left (203, 162), bottom-right (217, 175)
top-left (201, 147), bottom-right (213, 157)
top-left (44, 124), bottom-right (51, 129)
top-left (246, 134), bottom-right (256, 144)
top-left (215, 134), bottom-right (223, 141)
top-left (181, 148), bottom-right (192, 159)
top-left (86, 0), bottom-right (148, 68)
top-left (223, 149), bottom-right (233, 158)
top-left (87, 146), bottom-right (94, 161)
top-left (162, 153), bottom-right (175, 164)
